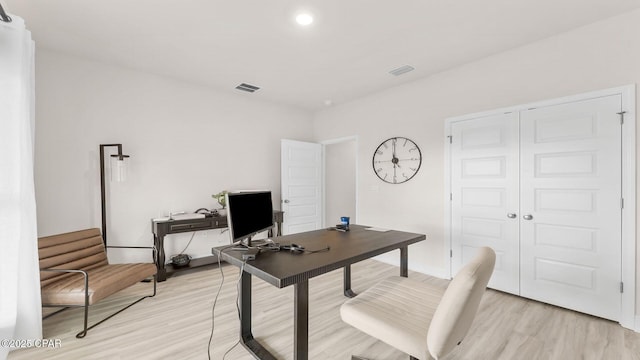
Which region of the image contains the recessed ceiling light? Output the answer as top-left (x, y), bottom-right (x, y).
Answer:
top-left (296, 13), bottom-right (314, 26)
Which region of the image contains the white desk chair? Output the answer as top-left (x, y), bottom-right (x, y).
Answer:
top-left (341, 247), bottom-right (496, 360)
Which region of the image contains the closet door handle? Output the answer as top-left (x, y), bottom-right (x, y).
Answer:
top-left (523, 214), bottom-right (533, 220)
top-left (507, 213), bottom-right (517, 219)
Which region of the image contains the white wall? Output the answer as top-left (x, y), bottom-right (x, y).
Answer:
top-left (32, 8), bottom-right (640, 316)
top-left (324, 139), bottom-right (357, 226)
top-left (34, 50), bottom-right (313, 262)
top-left (312, 9), bottom-right (640, 286)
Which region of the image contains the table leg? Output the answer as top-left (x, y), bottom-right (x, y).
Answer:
top-left (400, 246), bottom-right (408, 277)
top-left (268, 218), bottom-right (283, 238)
top-left (294, 280), bottom-right (309, 360)
top-left (343, 265), bottom-right (357, 298)
top-left (240, 271), bottom-right (252, 343)
top-left (155, 234), bottom-right (168, 282)
top-left (239, 271), bottom-right (277, 360)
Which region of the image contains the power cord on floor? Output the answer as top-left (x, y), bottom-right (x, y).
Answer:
top-left (207, 254), bottom-right (225, 360)
top-left (207, 246), bottom-right (247, 360)
top-left (222, 260), bottom-right (247, 359)
top-left (170, 231), bottom-right (197, 264)
top-left (206, 239), bottom-right (330, 359)
top-left (179, 231), bottom-right (196, 255)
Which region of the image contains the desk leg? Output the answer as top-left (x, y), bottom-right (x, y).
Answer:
top-left (294, 280), bottom-right (309, 360)
top-left (343, 265), bottom-right (357, 298)
top-left (400, 246), bottom-right (408, 278)
top-left (240, 271), bottom-right (253, 343)
top-left (239, 271), bottom-right (277, 360)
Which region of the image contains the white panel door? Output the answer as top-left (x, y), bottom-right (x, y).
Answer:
top-left (519, 95), bottom-right (622, 321)
top-left (281, 139), bottom-right (323, 235)
top-left (450, 113), bottom-right (520, 294)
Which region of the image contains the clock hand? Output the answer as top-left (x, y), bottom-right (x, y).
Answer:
top-left (391, 150), bottom-right (400, 168)
top-left (391, 139), bottom-right (401, 168)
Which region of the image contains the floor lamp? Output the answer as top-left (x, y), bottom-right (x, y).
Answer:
top-left (100, 144), bottom-right (130, 246)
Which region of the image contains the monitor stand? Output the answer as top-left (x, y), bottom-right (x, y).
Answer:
top-left (234, 236), bottom-right (267, 250)
top-left (242, 236), bottom-right (253, 248)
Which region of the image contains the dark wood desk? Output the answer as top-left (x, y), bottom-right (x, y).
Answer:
top-left (152, 210), bottom-right (283, 281)
top-left (212, 224), bottom-right (426, 360)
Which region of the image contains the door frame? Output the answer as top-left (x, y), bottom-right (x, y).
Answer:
top-left (444, 84), bottom-right (636, 330)
top-left (320, 135), bottom-right (359, 227)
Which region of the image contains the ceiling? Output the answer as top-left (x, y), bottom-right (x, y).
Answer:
top-left (5, 0), bottom-right (640, 111)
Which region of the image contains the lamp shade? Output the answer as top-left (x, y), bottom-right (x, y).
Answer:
top-left (110, 155), bottom-right (128, 182)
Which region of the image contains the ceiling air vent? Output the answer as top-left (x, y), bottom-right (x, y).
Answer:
top-left (389, 65), bottom-right (415, 76)
top-left (235, 83), bottom-right (260, 93)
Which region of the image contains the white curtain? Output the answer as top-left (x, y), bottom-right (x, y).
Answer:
top-left (0, 13), bottom-right (41, 360)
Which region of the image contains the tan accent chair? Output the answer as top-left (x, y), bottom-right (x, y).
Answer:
top-left (39, 228), bottom-right (157, 338)
top-left (341, 247), bottom-right (496, 360)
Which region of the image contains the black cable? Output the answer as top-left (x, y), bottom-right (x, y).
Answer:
top-left (178, 231), bottom-right (196, 255)
top-left (0, 3), bottom-right (12, 23)
top-left (222, 260), bottom-right (247, 359)
top-left (169, 232), bottom-right (197, 265)
top-left (207, 241), bottom-right (326, 359)
top-left (259, 241), bottom-right (330, 254)
top-left (207, 254), bottom-right (225, 360)
top-left (257, 241), bottom-right (281, 252)
top-left (304, 246), bottom-right (331, 254)
top-left (206, 243), bottom-right (247, 359)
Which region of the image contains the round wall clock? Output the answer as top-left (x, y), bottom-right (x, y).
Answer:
top-left (372, 137), bottom-right (422, 184)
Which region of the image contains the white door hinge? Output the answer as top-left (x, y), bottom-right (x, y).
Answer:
top-left (447, 135), bottom-right (452, 144)
top-left (620, 282), bottom-right (624, 293)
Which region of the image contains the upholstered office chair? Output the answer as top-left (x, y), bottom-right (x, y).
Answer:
top-left (341, 247), bottom-right (495, 360)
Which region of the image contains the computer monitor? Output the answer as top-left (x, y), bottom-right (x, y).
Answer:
top-left (226, 191), bottom-right (274, 246)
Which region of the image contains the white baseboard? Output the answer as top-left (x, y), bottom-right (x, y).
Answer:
top-left (372, 256), bottom-right (449, 280)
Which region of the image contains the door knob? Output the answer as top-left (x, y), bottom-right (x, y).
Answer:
top-left (523, 214), bottom-right (533, 220)
top-left (283, 199), bottom-right (290, 204)
top-left (507, 213), bottom-right (517, 219)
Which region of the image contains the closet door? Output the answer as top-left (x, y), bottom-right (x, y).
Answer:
top-left (519, 95), bottom-right (622, 321)
top-left (450, 113), bottom-right (520, 294)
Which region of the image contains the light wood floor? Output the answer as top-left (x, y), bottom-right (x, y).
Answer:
top-left (9, 259), bottom-right (640, 360)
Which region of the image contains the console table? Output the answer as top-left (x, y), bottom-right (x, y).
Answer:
top-left (152, 211), bottom-right (283, 281)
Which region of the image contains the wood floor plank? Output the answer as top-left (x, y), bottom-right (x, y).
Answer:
top-left (8, 259), bottom-right (640, 360)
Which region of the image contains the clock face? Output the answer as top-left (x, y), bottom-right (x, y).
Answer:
top-left (372, 137), bottom-right (422, 184)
